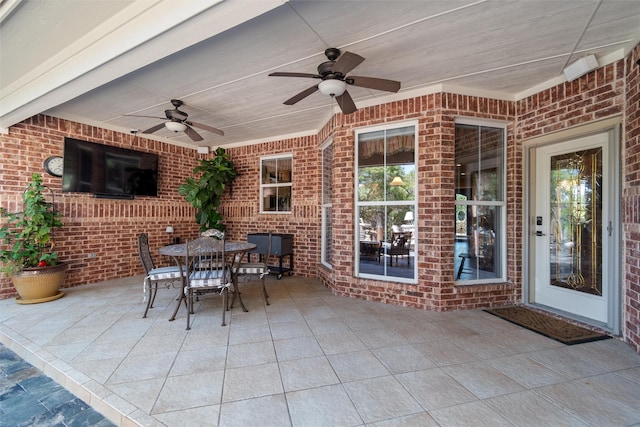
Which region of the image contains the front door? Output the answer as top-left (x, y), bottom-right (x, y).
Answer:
top-left (530, 130), bottom-right (619, 327)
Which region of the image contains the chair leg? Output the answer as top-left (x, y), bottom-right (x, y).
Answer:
top-left (186, 290), bottom-right (191, 330)
top-left (260, 276), bottom-right (270, 305)
top-left (143, 283), bottom-right (155, 318)
top-left (221, 288), bottom-right (228, 326)
top-left (233, 281), bottom-right (248, 313)
top-left (149, 284), bottom-right (158, 309)
top-left (169, 277), bottom-right (188, 321)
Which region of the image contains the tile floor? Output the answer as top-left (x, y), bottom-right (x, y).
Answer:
top-left (0, 275), bottom-right (639, 426)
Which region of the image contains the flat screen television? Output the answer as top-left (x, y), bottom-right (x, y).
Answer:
top-left (62, 137), bottom-right (159, 198)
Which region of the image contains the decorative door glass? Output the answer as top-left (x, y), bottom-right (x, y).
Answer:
top-left (549, 148), bottom-right (602, 296)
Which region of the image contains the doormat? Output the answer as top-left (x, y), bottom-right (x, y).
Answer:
top-left (484, 306), bottom-right (611, 345)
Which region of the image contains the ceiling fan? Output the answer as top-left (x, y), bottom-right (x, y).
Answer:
top-left (126, 99), bottom-right (224, 141)
top-left (269, 48), bottom-right (401, 114)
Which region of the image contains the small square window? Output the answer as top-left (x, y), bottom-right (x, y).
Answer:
top-left (261, 155), bottom-right (292, 213)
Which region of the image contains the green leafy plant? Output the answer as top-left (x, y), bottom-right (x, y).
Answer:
top-left (178, 147), bottom-right (237, 232)
top-left (0, 173), bottom-right (64, 275)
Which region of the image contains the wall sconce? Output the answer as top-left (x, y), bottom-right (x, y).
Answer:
top-left (390, 176), bottom-right (404, 186)
top-left (563, 55), bottom-right (598, 82)
top-left (166, 226), bottom-right (179, 244)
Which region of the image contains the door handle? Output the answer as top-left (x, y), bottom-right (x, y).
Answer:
top-left (535, 230), bottom-right (546, 236)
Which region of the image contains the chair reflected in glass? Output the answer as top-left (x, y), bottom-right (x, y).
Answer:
top-left (385, 231), bottom-right (412, 267)
top-left (184, 233), bottom-right (230, 329)
top-left (137, 233), bottom-right (184, 318)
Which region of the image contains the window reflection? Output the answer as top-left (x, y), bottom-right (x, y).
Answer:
top-left (454, 122), bottom-right (505, 282)
top-left (356, 125), bottom-right (416, 281)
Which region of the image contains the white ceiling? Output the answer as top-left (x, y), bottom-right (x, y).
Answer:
top-left (1, 0), bottom-right (639, 149)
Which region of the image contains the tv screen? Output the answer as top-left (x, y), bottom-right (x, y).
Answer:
top-left (62, 137), bottom-right (159, 197)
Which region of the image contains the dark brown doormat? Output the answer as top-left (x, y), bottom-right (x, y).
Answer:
top-left (484, 306), bottom-right (611, 345)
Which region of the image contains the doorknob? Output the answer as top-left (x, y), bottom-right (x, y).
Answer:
top-left (535, 230), bottom-right (546, 236)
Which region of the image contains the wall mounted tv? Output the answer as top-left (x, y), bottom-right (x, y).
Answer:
top-left (62, 137), bottom-right (159, 198)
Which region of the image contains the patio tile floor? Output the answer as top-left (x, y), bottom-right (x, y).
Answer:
top-left (0, 275), bottom-right (639, 426)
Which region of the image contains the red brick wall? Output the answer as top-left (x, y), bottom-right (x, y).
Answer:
top-left (516, 55), bottom-right (637, 349)
top-left (316, 94), bottom-right (520, 311)
top-left (224, 136), bottom-right (321, 276)
top-left (624, 44), bottom-right (640, 352)
top-left (0, 115), bottom-right (203, 298)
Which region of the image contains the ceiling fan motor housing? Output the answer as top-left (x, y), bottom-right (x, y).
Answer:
top-left (165, 109), bottom-right (188, 121)
top-left (318, 61), bottom-right (338, 77)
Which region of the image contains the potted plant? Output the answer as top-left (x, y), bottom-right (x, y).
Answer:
top-left (179, 147), bottom-right (237, 232)
top-left (0, 172), bottom-right (66, 304)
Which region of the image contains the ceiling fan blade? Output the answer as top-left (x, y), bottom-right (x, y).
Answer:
top-left (188, 121), bottom-right (224, 136)
top-left (269, 72), bottom-right (320, 79)
top-left (125, 114), bottom-right (165, 120)
top-left (348, 76), bottom-right (401, 93)
top-left (283, 85), bottom-right (319, 105)
top-left (184, 125), bottom-right (203, 142)
top-left (332, 51), bottom-right (365, 75)
top-left (335, 90), bottom-right (357, 114)
top-left (141, 123), bottom-right (166, 134)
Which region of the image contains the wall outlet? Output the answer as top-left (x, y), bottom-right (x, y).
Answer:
top-left (88, 253), bottom-right (97, 258)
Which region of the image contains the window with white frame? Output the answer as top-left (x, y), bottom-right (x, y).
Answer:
top-left (454, 119), bottom-right (506, 283)
top-left (356, 123), bottom-right (417, 282)
top-left (261, 155), bottom-right (292, 213)
top-left (321, 142), bottom-right (333, 267)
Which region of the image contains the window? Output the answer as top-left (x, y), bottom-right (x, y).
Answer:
top-left (321, 142), bottom-right (333, 267)
top-left (356, 123), bottom-right (417, 282)
top-left (454, 120), bottom-right (506, 283)
top-left (261, 155), bottom-right (292, 213)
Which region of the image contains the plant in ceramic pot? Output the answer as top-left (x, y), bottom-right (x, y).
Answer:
top-left (0, 172), bottom-right (67, 303)
top-left (179, 147), bottom-right (237, 232)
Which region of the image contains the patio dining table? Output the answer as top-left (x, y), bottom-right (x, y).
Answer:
top-left (159, 240), bottom-right (257, 321)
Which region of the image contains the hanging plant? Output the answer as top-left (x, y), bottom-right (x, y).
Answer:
top-left (178, 147), bottom-right (237, 232)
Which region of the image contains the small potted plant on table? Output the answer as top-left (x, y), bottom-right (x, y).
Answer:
top-left (0, 173), bottom-right (67, 304)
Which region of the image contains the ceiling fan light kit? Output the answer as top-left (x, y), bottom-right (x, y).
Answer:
top-left (165, 121), bottom-right (187, 132)
top-left (318, 79), bottom-right (347, 97)
top-left (124, 99), bottom-right (224, 142)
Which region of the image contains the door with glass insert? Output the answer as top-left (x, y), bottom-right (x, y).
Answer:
top-left (533, 132), bottom-right (612, 323)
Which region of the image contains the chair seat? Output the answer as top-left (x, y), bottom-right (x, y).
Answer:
top-left (147, 265), bottom-right (184, 280)
top-left (143, 266), bottom-right (186, 301)
top-left (188, 270), bottom-right (228, 288)
top-left (236, 263), bottom-right (268, 276)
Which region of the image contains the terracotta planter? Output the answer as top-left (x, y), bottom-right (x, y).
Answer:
top-left (11, 262), bottom-right (67, 304)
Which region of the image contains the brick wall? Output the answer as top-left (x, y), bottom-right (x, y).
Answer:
top-left (624, 44), bottom-right (640, 352)
top-left (317, 94), bottom-right (521, 311)
top-left (0, 115), bottom-right (202, 298)
top-left (516, 53), bottom-right (638, 350)
top-left (224, 136), bottom-right (321, 276)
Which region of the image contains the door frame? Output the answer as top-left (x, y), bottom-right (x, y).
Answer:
top-left (523, 118), bottom-right (622, 334)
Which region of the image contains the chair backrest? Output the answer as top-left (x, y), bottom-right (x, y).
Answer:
top-left (185, 234), bottom-right (229, 288)
top-left (390, 232), bottom-right (411, 251)
top-left (137, 233), bottom-right (155, 274)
